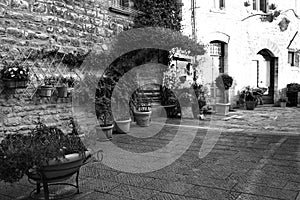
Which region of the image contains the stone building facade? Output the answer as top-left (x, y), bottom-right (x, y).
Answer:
top-left (0, 0), bottom-right (135, 136)
top-left (182, 0), bottom-right (300, 106)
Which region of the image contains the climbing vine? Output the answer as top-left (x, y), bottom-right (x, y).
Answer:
top-left (132, 0), bottom-right (182, 31)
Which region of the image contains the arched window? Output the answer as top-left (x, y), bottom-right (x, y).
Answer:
top-left (209, 41), bottom-right (225, 74)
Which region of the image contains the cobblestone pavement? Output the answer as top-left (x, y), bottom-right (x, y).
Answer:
top-left (1, 106), bottom-right (300, 200)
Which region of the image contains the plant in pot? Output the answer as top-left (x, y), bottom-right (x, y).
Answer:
top-left (0, 61), bottom-right (30, 89)
top-left (39, 75), bottom-right (57, 97)
top-left (240, 86), bottom-right (257, 110)
top-left (215, 73), bottom-right (233, 115)
top-left (113, 92), bottom-right (131, 134)
top-left (278, 96), bottom-right (288, 107)
top-left (191, 82), bottom-right (207, 118)
top-left (56, 76), bottom-right (69, 98)
top-left (177, 87), bottom-right (195, 118)
top-left (161, 86), bottom-right (180, 118)
top-left (131, 89), bottom-right (152, 127)
top-left (0, 118), bottom-right (91, 200)
top-left (95, 76), bottom-right (114, 140)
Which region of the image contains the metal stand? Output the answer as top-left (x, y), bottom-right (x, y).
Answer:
top-left (29, 171), bottom-right (80, 200)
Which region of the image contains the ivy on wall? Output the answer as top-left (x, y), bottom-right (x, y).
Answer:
top-left (132, 0), bottom-right (182, 31)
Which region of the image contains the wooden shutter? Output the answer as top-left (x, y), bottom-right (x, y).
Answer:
top-left (295, 52), bottom-right (299, 67)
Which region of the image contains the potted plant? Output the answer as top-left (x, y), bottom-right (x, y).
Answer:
top-left (56, 76), bottom-right (69, 98)
top-left (215, 74), bottom-right (233, 115)
top-left (240, 86), bottom-right (257, 110)
top-left (113, 91), bottom-right (131, 133)
top-left (177, 87), bottom-right (195, 118)
top-left (39, 76), bottom-right (57, 97)
top-left (279, 96), bottom-right (288, 107)
top-left (0, 61), bottom-right (30, 89)
top-left (95, 77), bottom-right (114, 140)
top-left (191, 83), bottom-right (207, 118)
top-left (0, 118), bottom-right (91, 200)
top-left (132, 89), bottom-right (152, 127)
top-left (286, 83), bottom-right (300, 106)
top-left (161, 86), bottom-right (180, 118)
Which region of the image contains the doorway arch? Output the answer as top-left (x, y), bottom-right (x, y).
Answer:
top-left (256, 48), bottom-right (278, 104)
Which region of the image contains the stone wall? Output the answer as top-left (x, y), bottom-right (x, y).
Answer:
top-left (0, 0), bottom-right (134, 137)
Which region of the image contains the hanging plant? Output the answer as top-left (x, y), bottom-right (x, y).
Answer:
top-left (278, 17), bottom-right (290, 31)
top-left (244, 1), bottom-right (250, 7)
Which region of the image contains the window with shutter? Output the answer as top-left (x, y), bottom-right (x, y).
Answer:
top-left (295, 53), bottom-right (299, 67)
top-left (252, 0), bottom-right (268, 13)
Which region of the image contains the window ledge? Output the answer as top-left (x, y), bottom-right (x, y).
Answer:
top-left (109, 6), bottom-right (143, 16)
top-left (209, 8), bottom-right (226, 14)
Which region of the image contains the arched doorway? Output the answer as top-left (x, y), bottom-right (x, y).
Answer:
top-left (255, 49), bottom-right (278, 104)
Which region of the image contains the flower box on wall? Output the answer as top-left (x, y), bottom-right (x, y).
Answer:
top-left (2, 79), bottom-right (28, 89)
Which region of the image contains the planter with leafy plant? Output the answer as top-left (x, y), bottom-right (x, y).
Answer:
top-left (39, 76), bottom-right (57, 97)
top-left (215, 74), bottom-right (233, 115)
top-left (286, 83), bottom-right (300, 107)
top-left (95, 77), bottom-right (114, 140)
top-left (0, 62), bottom-right (30, 89)
top-left (56, 76), bottom-right (76, 98)
top-left (239, 86), bottom-right (257, 110)
top-left (131, 89), bottom-right (152, 127)
top-left (0, 118), bottom-right (91, 200)
top-left (279, 97), bottom-right (288, 107)
top-left (191, 83), bottom-right (207, 118)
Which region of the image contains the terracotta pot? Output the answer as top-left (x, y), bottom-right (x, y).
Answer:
top-left (39, 86), bottom-right (53, 97)
top-left (280, 102), bottom-right (287, 108)
top-left (134, 110), bottom-right (151, 127)
top-left (95, 124), bottom-right (114, 141)
top-left (115, 119), bottom-right (131, 133)
top-left (246, 101), bottom-right (256, 110)
top-left (56, 86), bottom-right (68, 98)
top-left (27, 150), bottom-right (91, 183)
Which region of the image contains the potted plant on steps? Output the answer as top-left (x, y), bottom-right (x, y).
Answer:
top-left (215, 74), bottom-right (233, 115)
top-left (0, 118), bottom-right (92, 200)
top-left (132, 89), bottom-right (152, 127)
top-left (95, 76), bottom-right (114, 140)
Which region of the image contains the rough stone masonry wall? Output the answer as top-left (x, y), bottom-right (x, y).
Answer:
top-left (0, 0), bottom-right (133, 137)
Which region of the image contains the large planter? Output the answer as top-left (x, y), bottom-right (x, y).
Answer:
top-left (280, 102), bottom-right (287, 108)
top-left (287, 91), bottom-right (298, 107)
top-left (39, 85), bottom-right (53, 97)
top-left (246, 101), bottom-right (256, 110)
top-left (115, 119), bottom-right (131, 133)
top-left (134, 110), bottom-right (152, 127)
top-left (56, 86), bottom-right (68, 98)
top-left (27, 150), bottom-right (91, 182)
top-left (2, 78), bottom-right (28, 89)
top-left (96, 124), bottom-right (114, 141)
top-left (27, 150), bottom-right (91, 200)
top-left (215, 103), bottom-right (230, 116)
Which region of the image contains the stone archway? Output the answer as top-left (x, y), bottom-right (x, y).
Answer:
top-left (250, 38), bottom-right (280, 104)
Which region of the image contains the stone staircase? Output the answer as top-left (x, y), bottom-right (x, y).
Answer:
top-left (262, 95), bottom-right (273, 104)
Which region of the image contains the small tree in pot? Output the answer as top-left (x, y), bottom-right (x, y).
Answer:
top-left (95, 76), bottom-right (114, 140)
top-left (215, 74), bottom-right (233, 115)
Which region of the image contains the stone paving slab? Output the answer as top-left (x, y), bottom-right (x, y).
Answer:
top-left (1, 106), bottom-right (300, 199)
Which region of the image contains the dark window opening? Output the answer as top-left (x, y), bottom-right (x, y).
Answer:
top-left (219, 0), bottom-right (225, 9)
top-left (210, 41), bottom-right (225, 73)
top-left (259, 0), bottom-right (267, 12)
top-left (288, 51), bottom-right (295, 66)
